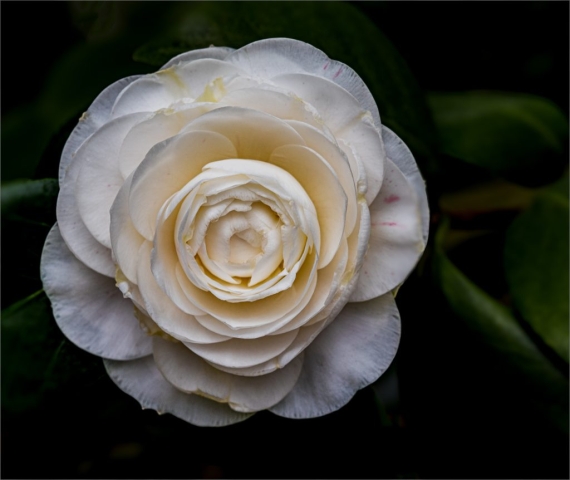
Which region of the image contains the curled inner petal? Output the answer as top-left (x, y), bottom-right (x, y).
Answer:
top-left (173, 161), bottom-right (316, 304)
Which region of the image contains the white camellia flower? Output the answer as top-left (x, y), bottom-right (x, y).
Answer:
top-left (41, 38), bottom-right (429, 426)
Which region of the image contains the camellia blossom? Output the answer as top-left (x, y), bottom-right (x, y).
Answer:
top-left (41, 38), bottom-right (429, 426)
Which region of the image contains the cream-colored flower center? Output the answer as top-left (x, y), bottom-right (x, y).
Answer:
top-left (198, 202), bottom-right (284, 286)
top-left (173, 160), bottom-right (315, 303)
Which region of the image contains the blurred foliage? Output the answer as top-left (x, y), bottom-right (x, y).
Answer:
top-left (1, 178), bottom-right (58, 308)
top-left (433, 219), bottom-right (569, 434)
top-left (429, 92), bottom-right (569, 186)
top-left (1, 291), bottom-right (106, 413)
top-left (1, 1), bottom-right (568, 479)
top-left (504, 177), bottom-right (569, 362)
top-left (1, 178), bottom-right (58, 218)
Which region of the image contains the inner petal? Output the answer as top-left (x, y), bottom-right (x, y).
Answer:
top-left (201, 202), bottom-right (284, 286)
top-left (156, 159), bottom-right (320, 306)
top-left (230, 230), bottom-right (262, 264)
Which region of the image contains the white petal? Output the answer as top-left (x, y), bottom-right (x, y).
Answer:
top-left (382, 126), bottom-right (430, 244)
top-left (118, 102), bottom-right (221, 179)
top-left (185, 329), bottom-right (298, 369)
top-left (109, 174), bottom-right (146, 284)
top-left (129, 130), bottom-right (238, 240)
top-left (272, 73), bottom-right (385, 203)
top-left (57, 158), bottom-right (115, 277)
top-left (345, 200), bottom-right (372, 290)
top-left (285, 120), bottom-right (358, 236)
top-left (271, 238), bottom-right (349, 335)
top-left (210, 275), bottom-right (347, 379)
top-left (75, 112), bottom-right (150, 247)
top-left (339, 138), bottom-right (369, 200)
top-left (111, 77), bottom-right (179, 119)
top-left (270, 293), bottom-right (400, 418)
top-left (192, 267), bottom-right (318, 340)
top-left (153, 337), bottom-right (303, 412)
top-left (104, 355), bottom-right (252, 426)
top-left (272, 73), bottom-right (360, 132)
top-left (136, 242), bottom-right (223, 344)
top-left (180, 106), bottom-right (305, 160)
top-left (201, 159), bottom-right (320, 254)
top-left (41, 224), bottom-right (152, 360)
top-left (160, 46), bottom-right (234, 69)
top-left (270, 144), bottom-right (346, 268)
top-left (111, 59), bottom-right (246, 119)
top-left (59, 75), bottom-right (142, 184)
top-left (226, 38), bottom-right (380, 126)
top-left (350, 158), bottom-right (425, 302)
top-left (219, 87), bottom-right (325, 132)
top-left (173, 59), bottom-right (247, 98)
top-left (176, 246), bottom-right (319, 329)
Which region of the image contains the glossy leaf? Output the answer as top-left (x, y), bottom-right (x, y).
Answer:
top-left (504, 177), bottom-right (569, 362)
top-left (1, 179), bottom-right (59, 307)
top-left (429, 92), bottom-right (569, 184)
top-left (433, 220), bottom-right (569, 433)
top-left (1, 178), bottom-right (58, 217)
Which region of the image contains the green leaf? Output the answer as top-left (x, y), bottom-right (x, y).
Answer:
top-left (428, 92), bottom-right (569, 184)
top-left (133, 1), bottom-right (437, 161)
top-left (1, 292), bottom-right (61, 412)
top-left (1, 292), bottom-right (105, 414)
top-left (504, 176), bottom-right (569, 362)
top-left (1, 179), bottom-right (58, 307)
top-left (1, 178), bottom-right (58, 218)
top-left (433, 219), bottom-right (569, 432)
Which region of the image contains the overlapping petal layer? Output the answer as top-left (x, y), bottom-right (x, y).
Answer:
top-left (41, 38), bottom-right (429, 426)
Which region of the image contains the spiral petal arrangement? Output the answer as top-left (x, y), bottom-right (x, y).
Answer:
top-left (41, 38), bottom-right (429, 426)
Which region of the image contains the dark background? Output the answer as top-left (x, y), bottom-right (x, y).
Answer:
top-left (2, 2), bottom-right (568, 479)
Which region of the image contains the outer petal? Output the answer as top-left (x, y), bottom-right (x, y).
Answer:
top-left (109, 174), bottom-right (146, 284)
top-left (349, 157), bottom-right (425, 302)
top-left (57, 158), bottom-right (115, 278)
top-left (153, 337), bottom-right (303, 413)
top-left (104, 355), bottom-right (252, 427)
top-left (75, 112), bottom-right (150, 248)
top-left (225, 38), bottom-right (380, 127)
top-left (219, 87), bottom-right (326, 133)
top-left (160, 46), bottom-right (234, 69)
top-left (41, 224), bottom-right (152, 360)
top-left (111, 59), bottom-right (246, 119)
top-left (382, 126), bottom-right (430, 244)
top-left (270, 293), bottom-right (400, 418)
top-left (59, 75), bottom-right (142, 184)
